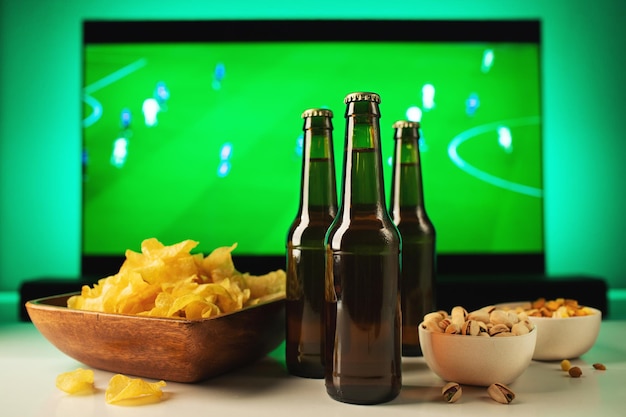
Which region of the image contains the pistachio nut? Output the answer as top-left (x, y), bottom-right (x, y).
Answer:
top-left (441, 382), bottom-right (462, 403)
top-left (461, 319), bottom-right (482, 336)
top-left (423, 311), bottom-right (445, 324)
top-left (451, 306), bottom-right (468, 325)
top-left (438, 318), bottom-right (452, 331)
top-left (507, 310), bottom-right (520, 325)
top-left (422, 319), bottom-right (443, 333)
top-left (467, 308), bottom-right (490, 323)
top-left (488, 323), bottom-right (510, 336)
top-left (445, 322), bottom-right (461, 334)
top-left (489, 309), bottom-right (512, 328)
top-left (487, 383), bottom-right (515, 404)
top-left (511, 321), bottom-right (530, 336)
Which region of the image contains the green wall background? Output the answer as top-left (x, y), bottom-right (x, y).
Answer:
top-left (1, 0), bottom-right (625, 292)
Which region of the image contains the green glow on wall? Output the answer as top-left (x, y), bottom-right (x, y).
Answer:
top-left (1, 0), bottom-right (625, 291)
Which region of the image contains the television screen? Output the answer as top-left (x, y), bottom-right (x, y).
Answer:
top-left (81, 19), bottom-right (543, 277)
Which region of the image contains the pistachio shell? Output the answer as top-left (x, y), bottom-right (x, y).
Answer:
top-left (467, 309), bottom-right (490, 323)
top-left (423, 319), bottom-right (443, 333)
top-left (511, 321), bottom-right (530, 335)
top-left (488, 323), bottom-right (510, 336)
top-left (461, 320), bottom-right (481, 336)
top-left (480, 305), bottom-right (497, 314)
top-left (507, 311), bottom-right (520, 325)
top-left (451, 306), bottom-right (468, 323)
top-left (423, 312), bottom-right (445, 324)
top-left (487, 383), bottom-right (515, 404)
top-left (445, 322), bottom-right (461, 334)
top-left (489, 309), bottom-right (512, 328)
top-left (522, 319), bottom-right (535, 332)
top-left (441, 382), bottom-right (462, 403)
top-left (438, 318), bottom-right (452, 331)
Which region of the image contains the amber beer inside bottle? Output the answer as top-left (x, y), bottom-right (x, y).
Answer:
top-left (324, 92), bottom-right (402, 405)
top-left (286, 108), bottom-right (338, 378)
top-left (390, 120), bottom-right (436, 357)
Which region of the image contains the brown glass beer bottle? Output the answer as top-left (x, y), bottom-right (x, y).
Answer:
top-left (286, 108), bottom-right (338, 378)
top-left (324, 92), bottom-right (402, 404)
top-left (389, 120), bottom-right (436, 357)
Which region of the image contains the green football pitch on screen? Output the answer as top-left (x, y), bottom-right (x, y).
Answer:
top-left (82, 41), bottom-right (542, 257)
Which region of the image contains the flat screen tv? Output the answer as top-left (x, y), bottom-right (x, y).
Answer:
top-left (81, 19), bottom-right (544, 278)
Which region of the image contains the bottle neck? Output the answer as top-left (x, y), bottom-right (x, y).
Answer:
top-left (390, 135), bottom-right (426, 211)
top-left (299, 127), bottom-right (338, 215)
top-left (340, 113), bottom-right (387, 216)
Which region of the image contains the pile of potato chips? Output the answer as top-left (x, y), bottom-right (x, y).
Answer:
top-left (68, 238), bottom-right (286, 320)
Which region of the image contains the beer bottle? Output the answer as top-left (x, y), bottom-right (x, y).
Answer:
top-left (286, 108), bottom-right (338, 378)
top-left (324, 92), bottom-right (402, 404)
top-left (389, 120), bottom-right (436, 357)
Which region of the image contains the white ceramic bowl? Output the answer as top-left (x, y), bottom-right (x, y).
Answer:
top-left (418, 324), bottom-right (537, 386)
top-left (527, 307), bottom-right (602, 361)
top-left (495, 302), bottom-right (603, 361)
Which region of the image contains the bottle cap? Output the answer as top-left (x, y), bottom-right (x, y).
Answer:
top-left (344, 92), bottom-right (381, 104)
top-left (301, 108), bottom-right (333, 119)
top-left (392, 120), bottom-right (420, 129)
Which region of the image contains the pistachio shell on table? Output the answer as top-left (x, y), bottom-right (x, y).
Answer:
top-left (487, 383), bottom-right (515, 404)
top-left (441, 382), bottom-right (462, 403)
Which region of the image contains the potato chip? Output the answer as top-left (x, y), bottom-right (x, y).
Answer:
top-left (242, 270), bottom-right (287, 300)
top-left (202, 243), bottom-right (239, 282)
top-left (105, 374), bottom-right (166, 406)
top-left (56, 368), bottom-right (95, 395)
top-left (67, 238), bottom-right (286, 320)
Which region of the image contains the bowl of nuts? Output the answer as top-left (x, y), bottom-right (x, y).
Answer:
top-left (498, 298), bottom-right (602, 361)
top-left (418, 305), bottom-right (537, 387)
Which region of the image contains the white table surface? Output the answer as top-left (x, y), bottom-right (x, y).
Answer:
top-left (1, 320), bottom-right (624, 417)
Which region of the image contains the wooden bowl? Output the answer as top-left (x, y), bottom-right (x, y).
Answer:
top-left (26, 292), bottom-right (285, 383)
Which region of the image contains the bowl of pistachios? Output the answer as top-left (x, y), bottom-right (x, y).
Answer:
top-left (418, 305), bottom-right (537, 387)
